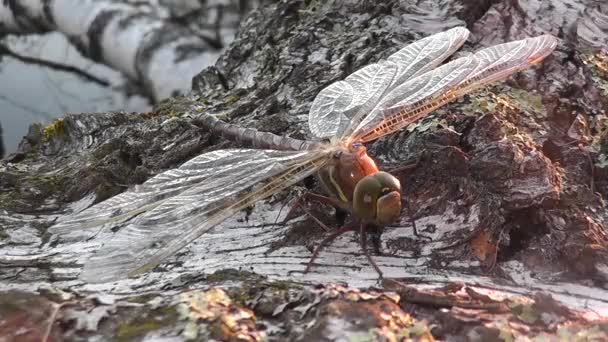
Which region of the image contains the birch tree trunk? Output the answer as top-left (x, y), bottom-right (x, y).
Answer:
top-left (0, 0), bottom-right (243, 101)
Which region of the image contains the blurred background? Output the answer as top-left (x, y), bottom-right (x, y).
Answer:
top-left (0, 0), bottom-right (261, 156)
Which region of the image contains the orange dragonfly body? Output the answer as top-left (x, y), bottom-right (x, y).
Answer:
top-left (50, 27), bottom-right (557, 283)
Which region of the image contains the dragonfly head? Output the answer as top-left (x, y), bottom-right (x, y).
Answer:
top-left (352, 171), bottom-right (402, 226)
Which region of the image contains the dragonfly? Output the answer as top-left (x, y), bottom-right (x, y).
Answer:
top-left (49, 27), bottom-right (557, 283)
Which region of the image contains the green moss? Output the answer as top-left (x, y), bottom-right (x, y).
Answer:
top-left (206, 268), bottom-right (263, 282)
top-left (1, 174), bottom-right (66, 210)
top-left (556, 324), bottom-right (608, 341)
top-left (157, 305), bottom-right (179, 319)
top-left (204, 271), bottom-right (299, 306)
top-left (43, 118), bottom-right (66, 140)
top-left (14, 174), bottom-right (65, 203)
top-left (92, 142), bottom-right (116, 160)
top-left (0, 196), bottom-right (9, 211)
top-left (126, 294), bottom-right (159, 304)
top-left (508, 88), bottom-right (547, 116)
top-left (597, 78), bottom-right (608, 97)
top-left (461, 94), bottom-right (497, 115)
top-left (461, 87), bottom-right (547, 125)
top-left (349, 331), bottom-right (376, 342)
top-left (262, 50), bottom-right (279, 75)
top-left (151, 97), bottom-right (178, 117)
top-left (303, 0), bottom-right (322, 11)
top-left (580, 50), bottom-right (608, 97)
top-left (394, 321), bottom-right (434, 340)
top-left (117, 320), bottom-right (163, 341)
top-left (268, 280), bottom-right (300, 291)
top-left (29, 174), bottom-right (62, 189)
top-left (29, 122), bottom-right (45, 145)
top-left (406, 117), bottom-right (451, 134)
top-left (226, 287), bottom-right (251, 306)
top-left (94, 182), bottom-right (123, 203)
top-left (116, 305), bottom-right (179, 342)
top-left (225, 94), bottom-right (241, 105)
top-left (148, 96), bottom-right (194, 118)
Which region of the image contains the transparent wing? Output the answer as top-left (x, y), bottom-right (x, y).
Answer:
top-left (308, 26), bottom-right (470, 140)
top-left (53, 148), bottom-right (330, 283)
top-left (50, 149), bottom-right (314, 239)
top-left (349, 34), bottom-right (558, 143)
top-left (307, 64), bottom-right (396, 140)
top-left (49, 150), bottom-right (246, 239)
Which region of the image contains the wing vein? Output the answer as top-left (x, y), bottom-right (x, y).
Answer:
top-left (79, 150), bottom-right (331, 282)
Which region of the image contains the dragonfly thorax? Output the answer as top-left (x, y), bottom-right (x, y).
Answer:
top-left (319, 145), bottom-right (378, 203)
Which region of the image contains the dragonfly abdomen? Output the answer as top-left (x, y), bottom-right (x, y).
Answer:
top-left (196, 114), bottom-right (324, 151)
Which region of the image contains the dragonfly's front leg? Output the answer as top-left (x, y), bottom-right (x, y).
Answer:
top-left (282, 192), bottom-right (350, 226)
top-left (360, 223), bottom-right (384, 278)
top-left (386, 156), bottom-right (433, 241)
top-left (403, 198), bottom-right (432, 241)
top-left (304, 221), bottom-right (357, 273)
top-left (386, 156), bottom-right (420, 174)
top-left (303, 222), bottom-right (385, 278)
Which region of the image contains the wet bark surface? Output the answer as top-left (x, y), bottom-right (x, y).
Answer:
top-left (1, 0), bottom-right (608, 340)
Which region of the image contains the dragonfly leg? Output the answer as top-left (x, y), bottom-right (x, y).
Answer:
top-left (304, 222), bottom-right (356, 273)
top-left (298, 205), bottom-right (331, 232)
top-left (404, 198), bottom-right (432, 241)
top-left (282, 192), bottom-right (349, 223)
top-left (368, 225), bottom-right (383, 255)
top-left (387, 156), bottom-right (431, 241)
top-left (360, 223), bottom-right (384, 278)
top-left (386, 156), bottom-right (420, 174)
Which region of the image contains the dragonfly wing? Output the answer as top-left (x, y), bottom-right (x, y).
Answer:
top-left (308, 80), bottom-right (355, 139)
top-left (308, 64), bottom-right (396, 139)
top-left (350, 34), bottom-right (558, 142)
top-left (310, 26), bottom-right (470, 140)
top-left (49, 150), bottom-right (242, 240)
top-left (78, 148), bottom-right (330, 283)
top-left (385, 26), bottom-right (470, 92)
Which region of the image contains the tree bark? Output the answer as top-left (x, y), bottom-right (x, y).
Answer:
top-left (1, 0), bottom-right (608, 340)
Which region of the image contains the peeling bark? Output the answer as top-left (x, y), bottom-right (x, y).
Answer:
top-left (1, 0), bottom-right (608, 340)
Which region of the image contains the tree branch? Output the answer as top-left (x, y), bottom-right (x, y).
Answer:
top-left (0, 44), bottom-right (111, 87)
top-left (0, 93), bottom-right (56, 121)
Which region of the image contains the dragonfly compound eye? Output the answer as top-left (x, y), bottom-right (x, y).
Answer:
top-left (373, 171), bottom-right (402, 194)
top-left (353, 171), bottom-right (402, 225)
top-left (376, 190), bottom-right (401, 225)
top-left (373, 171), bottom-right (402, 225)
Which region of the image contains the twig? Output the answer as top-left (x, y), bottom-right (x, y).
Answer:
top-left (384, 279), bottom-right (507, 311)
top-left (42, 301), bottom-right (70, 342)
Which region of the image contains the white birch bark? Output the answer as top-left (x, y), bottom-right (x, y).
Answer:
top-left (0, 0), bottom-right (235, 101)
